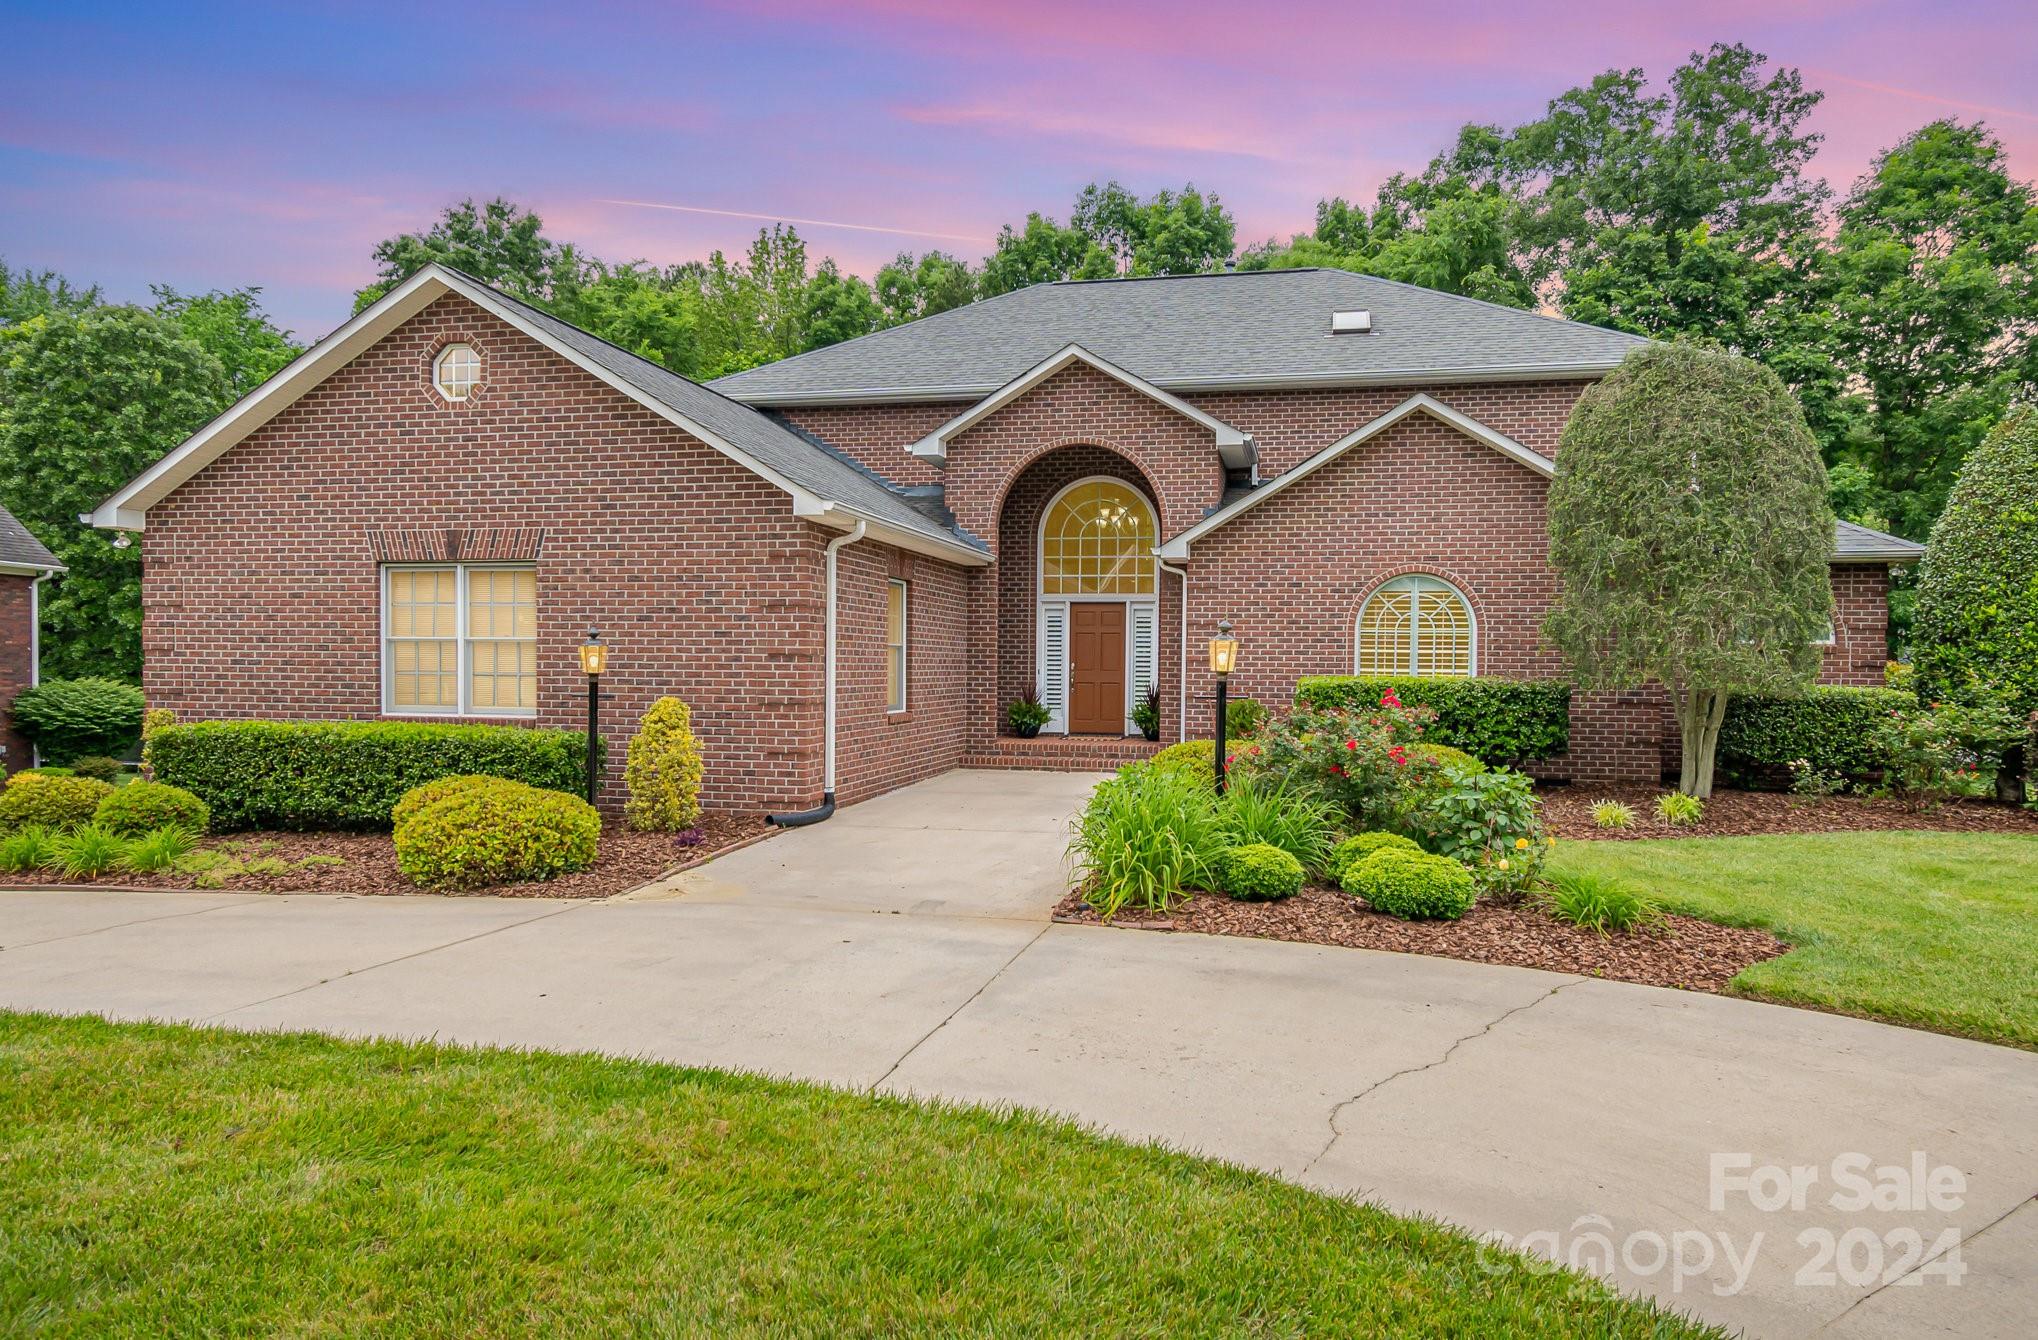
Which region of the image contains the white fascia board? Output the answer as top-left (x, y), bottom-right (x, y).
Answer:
top-left (87, 265), bottom-right (455, 530)
top-left (1158, 394), bottom-right (1552, 559)
top-left (908, 343), bottom-right (1254, 469)
top-left (1834, 550), bottom-right (1925, 564)
top-left (0, 561), bottom-right (64, 577)
top-left (801, 501), bottom-right (992, 566)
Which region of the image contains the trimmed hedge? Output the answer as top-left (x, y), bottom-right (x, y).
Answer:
top-left (392, 776), bottom-right (601, 890)
top-left (147, 720), bottom-right (600, 831)
top-left (1293, 676), bottom-right (1569, 764)
top-left (1717, 687), bottom-right (1915, 788)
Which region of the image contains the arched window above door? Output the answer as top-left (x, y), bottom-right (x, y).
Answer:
top-left (1356, 574), bottom-right (1476, 676)
top-left (1040, 479), bottom-right (1156, 596)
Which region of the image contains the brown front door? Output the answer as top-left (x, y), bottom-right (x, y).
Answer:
top-left (1067, 602), bottom-right (1126, 734)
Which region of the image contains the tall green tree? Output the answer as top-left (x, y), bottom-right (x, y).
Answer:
top-left (559, 262), bottom-right (702, 374)
top-left (352, 198), bottom-right (590, 312)
top-left (874, 251), bottom-right (977, 325)
top-left (0, 307), bottom-right (228, 680)
top-left (1910, 408), bottom-right (2038, 802)
top-left (1820, 122), bottom-right (2038, 537)
top-left (688, 226), bottom-right (817, 376)
top-left (1544, 343), bottom-right (1834, 797)
top-left (979, 213), bottom-right (1116, 296)
top-left (150, 286), bottom-right (301, 394)
top-left (1072, 181), bottom-right (1236, 275)
top-left (800, 260), bottom-right (882, 350)
top-left (1, 261), bottom-right (100, 324)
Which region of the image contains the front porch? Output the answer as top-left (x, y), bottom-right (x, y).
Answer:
top-left (963, 733), bottom-right (1164, 772)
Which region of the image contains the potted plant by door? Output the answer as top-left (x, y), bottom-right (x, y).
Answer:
top-left (1132, 686), bottom-right (1162, 742)
top-left (1007, 688), bottom-right (1050, 739)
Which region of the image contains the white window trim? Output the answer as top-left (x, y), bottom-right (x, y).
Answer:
top-left (1355, 574), bottom-right (1479, 677)
top-left (1034, 477), bottom-right (1161, 735)
top-left (887, 578), bottom-right (909, 713)
top-left (433, 343), bottom-right (480, 401)
top-left (1813, 618), bottom-right (1837, 647)
top-left (381, 562), bottom-right (538, 718)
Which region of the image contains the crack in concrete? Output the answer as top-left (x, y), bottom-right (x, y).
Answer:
top-left (1, 895), bottom-right (247, 951)
top-left (1301, 977), bottom-right (1585, 1179)
top-left (204, 902), bottom-right (584, 1022)
top-left (866, 922), bottom-right (1050, 1095)
top-left (1811, 1190), bottom-right (2036, 1335)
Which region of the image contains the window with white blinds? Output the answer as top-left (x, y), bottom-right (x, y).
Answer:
top-left (1038, 602), bottom-right (1068, 732)
top-left (1356, 575), bottom-right (1475, 677)
top-left (383, 565), bottom-right (538, 716)
top-left (1129, 602), bottom-right (1157, 709)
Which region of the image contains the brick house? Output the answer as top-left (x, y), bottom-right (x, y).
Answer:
top-left (89, 263), bottom-right (1921, 814)
top-left (0, 504), bottom-right (63, 773)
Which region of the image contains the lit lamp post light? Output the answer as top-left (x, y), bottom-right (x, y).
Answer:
top-left (1208, 619), bottom-right (1239, 796)
top-left (578, 628), bottom-right (608, 806)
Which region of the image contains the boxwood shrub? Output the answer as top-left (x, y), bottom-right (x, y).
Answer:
top-left (392, 776), bottom-right (601, 890)
top-left (147, 720), bottom-right (600, 830)
top-left (1328, 831), bottom-right (1423, 883)
top-left (8, 678), bottom-right (146, 763)
top-left (95, 780), bottom-right (211, 836)
top-left (1218, 842), bottom-right (1305, 901)
top-left (1716, 687), bottom-right (1915, 788)
top-left (1342, 848), bottom-right (1477, 921)
top-left (1293, 676), bottom-right (1569, 764)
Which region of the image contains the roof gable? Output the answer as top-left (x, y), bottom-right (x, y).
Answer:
top-left (0, 504), bottom-right (62, 575)
top-left (910, 344), bottom-right (1254, 471)
top-left (86, 265), bottom-right (987, 566)
top-left (715, 268), bottom-right (1648, 406)
top-left (1158, 395), bottom-right (1549, 558)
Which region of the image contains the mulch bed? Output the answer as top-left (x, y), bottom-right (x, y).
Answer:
top-left (11, 812), bottom-right (772, 899)
top-left (1539, 785), bottom-right (2038, 840)
top-left (1054, 886), bottom-right (1788, 994)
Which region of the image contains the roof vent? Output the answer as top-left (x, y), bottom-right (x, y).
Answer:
top-left (1330, 310), bottom-right (1372, 334)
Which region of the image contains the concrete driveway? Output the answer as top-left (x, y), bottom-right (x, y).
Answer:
top-left (2, 767), bottom-right (2033, 1339)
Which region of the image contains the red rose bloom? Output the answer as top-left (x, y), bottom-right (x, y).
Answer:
top-left (1344, 738), bottom-right (1357, 751)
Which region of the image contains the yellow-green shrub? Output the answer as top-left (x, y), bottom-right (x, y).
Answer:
top-left (1148, 739), bottom-right (1215, 788)
top-left (390, 774), bottom-right (495, 832)
top-left (0, 772), bottom-right (115, 832)
top-left (624, 697), bottom-right (704, 832)
top-left (95, 781), bottom-right (210, 836)
top-left (393, 777), bottom-right (600, 890)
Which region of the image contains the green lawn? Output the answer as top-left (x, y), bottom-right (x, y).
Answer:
top-left (0, 1013), bottom-right (1712, 1338)
top-left (1552, 830), bottom-right (2038, 1049)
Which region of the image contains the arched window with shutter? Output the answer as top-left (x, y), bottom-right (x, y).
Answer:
top-left (1355, 575), bottom-right (1475, 677)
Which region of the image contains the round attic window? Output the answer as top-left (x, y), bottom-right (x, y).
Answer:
top-left (433, 343), bottom-right (480, 400)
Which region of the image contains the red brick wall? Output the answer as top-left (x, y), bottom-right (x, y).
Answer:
top-left (139, 292), bottom-right (970, 814)
top-left (832, 540), bottom-right (973, 804)
top-left (1825, 565), bottom-right (1892, 686)
top-left (0, 575), bottom-right (38, 774)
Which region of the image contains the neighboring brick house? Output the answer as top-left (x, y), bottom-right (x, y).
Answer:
top-left (0, 505), bottom-right (63, 774)
top-left (90, 263), bottom-right (1921, 813)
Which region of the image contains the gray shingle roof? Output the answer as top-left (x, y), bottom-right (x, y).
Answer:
top-left (470, 277), bottom-right (985, 554)
top-left (714, 268), bottom-right (1648, 404)
top-left (0, 504), bottom-right (61, 572)
top-left (1834, 519), bottom-right (1925, 561)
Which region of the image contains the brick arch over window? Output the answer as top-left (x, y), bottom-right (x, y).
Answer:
top-left (996, 445), bottom-right (1171, 735)
top-left (985, 435), bottom-right (1180, 554)
top-left (1351, 568), bottom-right (1481, 677)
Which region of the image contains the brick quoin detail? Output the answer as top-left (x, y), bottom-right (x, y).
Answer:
top-left (0, 576), bottom-right (38, 772)
top-left (139, 293), bottom-right (970, 814)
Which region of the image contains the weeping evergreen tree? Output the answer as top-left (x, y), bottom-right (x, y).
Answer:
top-left (1545, 342), bottom-right (1834, 797)
top-left (1911, 408), bottom-right (2038, 804)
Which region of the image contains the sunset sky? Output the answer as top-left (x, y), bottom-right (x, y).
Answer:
top-left (4, 0), bottom-right (2033, 339)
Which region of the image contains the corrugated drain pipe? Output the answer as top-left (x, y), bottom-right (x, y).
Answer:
top-left (769, 520), bottom-right (865, 826)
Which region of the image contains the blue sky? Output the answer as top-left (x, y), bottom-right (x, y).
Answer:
top-left (4, 0), bottom-right (2032, 339)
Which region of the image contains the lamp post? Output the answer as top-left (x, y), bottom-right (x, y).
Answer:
top-left (1207, 619), bottom-right (1239, 796)
top-left (578, 628), bottom-right (608, 806)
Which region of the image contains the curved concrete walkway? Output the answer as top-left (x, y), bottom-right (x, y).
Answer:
top-left (2, 768), bottom-right (2032, 1339)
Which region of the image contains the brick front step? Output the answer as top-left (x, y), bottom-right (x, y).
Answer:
top-left (962, 734), bottom-right (1165, 772)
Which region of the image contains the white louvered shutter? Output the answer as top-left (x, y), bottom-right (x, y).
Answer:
top-left (1038, 602), bottom-right (1068, 733)
top-left (1128, 602), bottom-right (1157, 731)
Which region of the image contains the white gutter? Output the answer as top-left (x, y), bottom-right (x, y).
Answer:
top-left (28, 571), bottom-right (50, 767)
top-left (768, 521), bottom-right (865, 825)
top-left (1157, 556), bottom-right (1189, 745)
